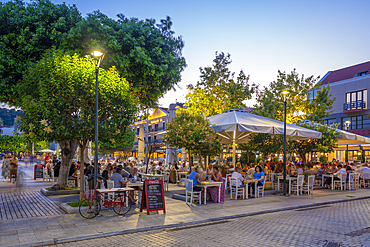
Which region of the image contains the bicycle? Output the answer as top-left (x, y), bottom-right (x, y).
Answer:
top-left (79, 175), bottom-right (134, 219)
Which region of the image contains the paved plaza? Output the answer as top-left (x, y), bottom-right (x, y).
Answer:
top-left (1, 163), bottom-right (370, 246)
top-left (45, 199), bottom-right (370, 247)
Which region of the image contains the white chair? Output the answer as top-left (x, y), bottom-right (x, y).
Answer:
top-left (163, 172), bottom-right (170, 191)
top-left (346, 173), bottom-right (355, 190)
top-left (225, 174), bottom-right (232, 193)
top-left (107, 180), bottom-right (114, 188)
top-left (334, 173), bottom-right (347, 190)
top-left (354, 173), bottom-right (360, 190)
top-left (185, 179), bottom-right (201, 205)
top-left (257, 177), bottom-right (266, 198)
top-left (361, 172), bottom-right (370, 188)
top-left (291, 175), bottom-right (304, 195)
top-left (302, 175), bottom-right (315, 195)
top-left (271, 173), bottom-right (281, 190)
top-left (230, 177), bottom-right (245, 200)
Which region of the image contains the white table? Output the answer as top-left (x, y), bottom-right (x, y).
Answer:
top-left (198, 181), bottom-right (222, 205)
top-left (244, 179), bottom-right (257, 199)
top-left (322, 174), bottom-right (335, 190)
top-left (277, 176), bottom-right (297, 194)
top-left (140, 174), bottom-right (164, 180)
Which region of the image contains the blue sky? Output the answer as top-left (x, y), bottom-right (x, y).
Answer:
top-left (24, 0), bottom-right (370, 107)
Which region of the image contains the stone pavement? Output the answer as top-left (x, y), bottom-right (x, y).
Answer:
top-left (45, 198), bottom-right (370, 247)
top-left (1, 164), bottom-right (370, 246)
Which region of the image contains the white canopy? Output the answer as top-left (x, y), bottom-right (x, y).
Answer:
top-left (336, 129), bottom-right (370, 145)
top-left (38, 149), bottom-right (55, 153)
top-left (209, 109), bottom-right (322, 144)
top-left (208, 109), bottom-right (322, 166)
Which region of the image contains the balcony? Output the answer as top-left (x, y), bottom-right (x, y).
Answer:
top-left (343, 101), bottom-right (366, 113)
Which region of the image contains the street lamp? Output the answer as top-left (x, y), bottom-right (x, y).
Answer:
top-left (91, 50), bottom-right (104, 214)
top-left (281, 90), bottom-right (290, 196)
top-left (344, 120), bottom-right (351, 163)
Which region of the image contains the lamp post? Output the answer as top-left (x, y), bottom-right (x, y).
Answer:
top-left (281, 90), bottom-right (290, 196)
top-left (344, 120), bottom-right (351, 163)
top-left (91, 50), bottom-right (104, 214)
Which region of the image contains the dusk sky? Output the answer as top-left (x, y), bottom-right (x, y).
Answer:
top-left (25, 0), bottom-right (370, 107)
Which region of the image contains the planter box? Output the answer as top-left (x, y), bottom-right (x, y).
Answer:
top-left (40, 188), bottom-right (80, 196)
top-left (60, 202), bottom-right (111, 214)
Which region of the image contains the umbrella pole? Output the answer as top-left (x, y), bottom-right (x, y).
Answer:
top-left (283, 99), bottom-right (287, 196)
top-left (232, 131), bottom-right (236, 167)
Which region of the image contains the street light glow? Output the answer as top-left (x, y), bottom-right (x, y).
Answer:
top-left (281, 90), bottom-right (290, 96)
top-left (92, 51), bottom-right (103, 57)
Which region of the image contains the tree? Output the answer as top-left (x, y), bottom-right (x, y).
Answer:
top-left (0, 135), bottom-right (26, 153)
top-left (240, 134), bottom-right (283, 163)
top-left (0, 2), bottom-right (186, 109)
top-left (291, 122), bottom-right (339, 164)
top-left (0, 0), bottom-right (82, 105)
top-left (254, 69), bottom-right (335, 124)
top-left (163, 112), bottom-right (221, 170)
top-left (17, 50), bottom-right (137, 189)
top-left (180, 52), bottom-right (256, 117)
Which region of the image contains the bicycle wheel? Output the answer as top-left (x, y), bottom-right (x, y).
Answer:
top-left (79, 199), bottom-right (101, 219)
top-left (112, 194), bottom-right (132, 215)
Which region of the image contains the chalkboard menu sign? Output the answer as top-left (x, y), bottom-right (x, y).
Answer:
top-left (140, 179), bottom-right (166, 215)
top-left (34, 164), bottom-right (45, 180)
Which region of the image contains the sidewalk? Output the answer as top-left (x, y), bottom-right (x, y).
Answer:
top-left (1, 172), bottom-right (370, 247)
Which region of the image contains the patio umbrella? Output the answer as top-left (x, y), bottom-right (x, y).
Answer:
top-left (38, 149), bottom-right (55, 153)
top-left (208, 109), bottom-right (322, 165)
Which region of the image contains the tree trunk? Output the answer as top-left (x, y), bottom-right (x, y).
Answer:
top-left (300, 152), bottom-right (307, 164)
top-left (53, 140), bottom-right (78, 190)
top-left (78, 140), bottom-right (88, 199)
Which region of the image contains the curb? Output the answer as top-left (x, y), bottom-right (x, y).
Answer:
top-left (40, 188), bottom-right (80, 196)
top-left (13, 195), bottom-right (370, 247)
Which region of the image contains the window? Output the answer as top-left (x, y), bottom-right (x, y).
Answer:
top-left (324, 118), bottom-right (337, 126)
top-left (163, 122), bottom-right (166, 130)
top-left (342, 116), bottom-right (363, 130)
top-left (155, 124), bottom-right (158, 131)
top-left (344, 89), bottom-right (367, 110)
top-left (309, 88), bottom-right (319, 101)
top-left (356, 71), bottom-right (368, 77)
top-left (148, 125), bottom-right (151, 132)
top-left (148, 136), bottom-right (151, 143)
top-left (136, 128), bottom-right (140, 134)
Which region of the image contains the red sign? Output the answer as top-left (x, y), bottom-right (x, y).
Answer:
top-left (34, 164), bottom-right (45, 180)
top-left (140, 179), bottom-right (166, 215)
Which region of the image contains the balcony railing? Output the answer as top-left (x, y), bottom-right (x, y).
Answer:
top-left (343, 101), bottom-right (366, 111)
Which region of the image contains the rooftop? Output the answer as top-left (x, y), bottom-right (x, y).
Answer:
top-left (320, 60), bottom-right (370, 85)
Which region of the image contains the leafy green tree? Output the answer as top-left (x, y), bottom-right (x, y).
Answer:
top-left (17, 50), bottom-right (137, 189)
top-left (0, 0), bottom-right (82, 105)
top-left (0, 1), bottom-right (186, 109)
top-left (291, 122), bottom-right (339, 164)
top-left (61, 12), bottom-right (186, 108)
top-left (240, 134), bottom-right (283, 163)
top-left (254, 69), bottom-right (335, 124)
top-left (181, 52), bottom-right (255, 117)
top-left (0, 135), bottom-right (26, 153)
top-left (164, 112), bottom-right (221, 170)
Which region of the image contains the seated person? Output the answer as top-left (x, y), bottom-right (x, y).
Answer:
top-left (324, 164), bottom-right (346, 189)
top-left (302, 165), bottom-right (316, 184)
top-left (246, 164), bottom-right (255, 179)
top-left (188, 167), bottom-right (204, 193)
top-left (206, 164), bottom-right (213, 176)
top-left (249, 165), bottom-right (265, 198)
top-left (210, 167), bottom-right (222, 182)
top-left (231, 167), bottom-right (245, 187)
top-left (110, 167), bottom-right (136, 203)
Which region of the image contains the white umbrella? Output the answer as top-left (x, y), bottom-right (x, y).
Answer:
top-left (208, 109), bottom-right (322, 165)
top-left (38, 149), bottom-right (55, 153)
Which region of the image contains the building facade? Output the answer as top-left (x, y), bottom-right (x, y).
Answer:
top-left (318, 61), bottom-right (370, 162)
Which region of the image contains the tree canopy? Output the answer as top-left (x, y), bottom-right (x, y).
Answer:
top-left (181, 52), bottom-right (255, 117)
top-left (17, 50), bottom-right (137, 188)
top-left (164, 112), bottom-right (221, 169)
top-left (0, 0), bottom-right (186, 108)
top-left (254, 69), bottom-right (334, 124)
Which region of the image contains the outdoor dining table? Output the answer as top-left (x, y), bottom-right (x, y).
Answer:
top-left (244, 179), bottom-right (257, 199)
top-left (277, 176), bottom-right (298, 194)
top-left (126, 181), bottom-right (144, 206)
top-left (198, 181), bottom-right (223, 205)
top-left (140, 173), bottom-right (164, 180)
top-left (322, 174), bottom-right (335, 190)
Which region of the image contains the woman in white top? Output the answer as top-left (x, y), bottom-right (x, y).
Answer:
top-left (206, 164), bottom-right (213, 176)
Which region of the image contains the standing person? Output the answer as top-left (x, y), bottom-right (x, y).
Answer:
top-left (1, 154), bottom-right (10, 182)
top-left (44, 153), bottom-right (50, 165)
top-left (9, 155), bottom-right (19, 183)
